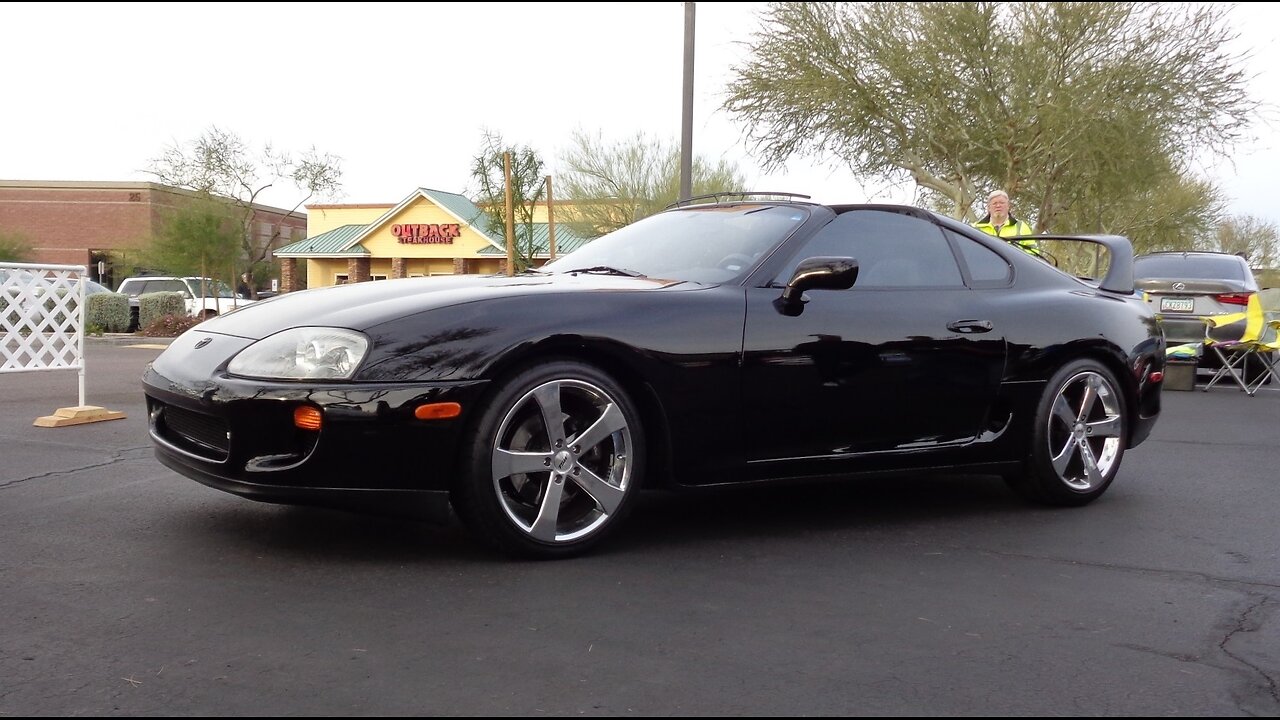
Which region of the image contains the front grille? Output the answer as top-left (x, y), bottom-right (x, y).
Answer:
top-left (160, 404), bottom-right (230, 461)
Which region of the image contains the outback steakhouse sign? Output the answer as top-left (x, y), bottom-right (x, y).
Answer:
top-left (392, 223), bottom-right (460, 244)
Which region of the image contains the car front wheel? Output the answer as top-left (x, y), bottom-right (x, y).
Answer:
top-left (453, 360), bottom-right (644, 559)
top-left (1011, 359), bottom-right (1127, 506)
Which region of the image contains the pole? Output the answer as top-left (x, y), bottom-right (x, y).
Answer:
top-left (679, 1), bottom-right (696, 202)
top-left (76, 266), bottom-right (86, 408)
top-left (545, 175), bottom-right (557, 261)
top-left (503, 152), bottom-right (516, 276)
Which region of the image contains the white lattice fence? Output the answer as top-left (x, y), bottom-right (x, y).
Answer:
top-left (1, 262), bottom-right (88, 407)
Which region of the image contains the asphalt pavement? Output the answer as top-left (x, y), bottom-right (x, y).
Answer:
top-left (1, 341), bottom-right (1278, 716)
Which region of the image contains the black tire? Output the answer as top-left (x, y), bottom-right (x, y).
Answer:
top-left (1009, 358), bottom-right (1127, 506)
top-left (452, 360), bottom-right (645, 559)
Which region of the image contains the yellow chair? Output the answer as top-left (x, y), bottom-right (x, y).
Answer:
top-left (1200, 293), bottom-right (1279, 396)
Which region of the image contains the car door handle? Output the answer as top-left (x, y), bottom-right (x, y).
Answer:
top-left (946, 319), bottom-right (994, 333)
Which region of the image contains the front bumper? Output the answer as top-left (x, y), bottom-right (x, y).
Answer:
top-left (143, 363), bottom-right (489, 522)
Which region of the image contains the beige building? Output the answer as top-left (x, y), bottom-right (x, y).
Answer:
top-left (275, 187), bottom-right (590, 291)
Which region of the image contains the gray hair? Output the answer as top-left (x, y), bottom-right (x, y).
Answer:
top-left (987, 190), bottom-right (1009, 202)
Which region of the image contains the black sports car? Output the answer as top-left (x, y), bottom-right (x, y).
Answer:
top-left (143, 196), bottom-right (1165, 558)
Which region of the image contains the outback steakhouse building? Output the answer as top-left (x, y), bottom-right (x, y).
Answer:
top-left (275, 187), bottom-right (590, 290)
top-left (0, 180), bottom-right (307, 288)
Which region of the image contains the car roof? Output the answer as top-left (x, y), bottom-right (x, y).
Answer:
top-left (119, 276), bottom-right (221, 282)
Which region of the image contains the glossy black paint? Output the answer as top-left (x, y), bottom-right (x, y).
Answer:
top-left (142, 201), bottom-right (1164, 518)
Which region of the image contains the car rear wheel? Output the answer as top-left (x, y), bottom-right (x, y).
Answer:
top-left (453, 360), bottom-right (644, 559)
top-left (1010, 359), bottom-right (1126, 506)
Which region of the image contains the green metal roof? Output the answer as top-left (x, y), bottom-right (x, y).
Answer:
top-left (418, 188), bottom-right (502, 244)
top-left (279, 190), bottom-right (593, 259)
top-left (477, 223), bottom-right (593, 257)
top-left (275, 224), bottom-right (370, 256)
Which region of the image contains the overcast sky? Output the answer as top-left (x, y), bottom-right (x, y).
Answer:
top-left (3, 2), bottom-right (1277, 228)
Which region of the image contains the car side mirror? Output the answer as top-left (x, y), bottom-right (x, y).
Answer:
top-left (779, 257), bottom-right (859, 310)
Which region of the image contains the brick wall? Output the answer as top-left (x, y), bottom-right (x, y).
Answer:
top-left (0, 184), bottom-right (159, 267)
top-left (0, 181), bottom-right (308, 281)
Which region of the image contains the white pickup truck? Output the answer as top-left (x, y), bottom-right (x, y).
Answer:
top-left (116, 276), bottom-right (256, 331)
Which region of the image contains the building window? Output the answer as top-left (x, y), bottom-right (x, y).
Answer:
top-left (334, 273), bottom-right (388, 284)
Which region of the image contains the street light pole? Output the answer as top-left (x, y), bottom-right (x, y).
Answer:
top-left (679, 1), bottom-right (695, 202)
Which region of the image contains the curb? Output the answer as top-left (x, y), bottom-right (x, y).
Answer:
top-left (86, 334), bottom-right (176, 346)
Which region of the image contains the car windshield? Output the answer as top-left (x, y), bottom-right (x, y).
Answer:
top-left (1135, 254), bottom-right (1248, 281)
top-left (184, 279), bottom-right (238, 298)
top-left (540, 204), bottom-right (811, 283)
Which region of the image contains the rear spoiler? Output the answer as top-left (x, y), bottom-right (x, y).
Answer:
top-left (1013, 234), bottom-right (1135, 295)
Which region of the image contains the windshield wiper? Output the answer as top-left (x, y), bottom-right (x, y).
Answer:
top-left (561, 265), bottom-right (645, 277)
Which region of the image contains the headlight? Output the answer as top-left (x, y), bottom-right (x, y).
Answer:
top-left (228, 327), bottom-right (369, 380)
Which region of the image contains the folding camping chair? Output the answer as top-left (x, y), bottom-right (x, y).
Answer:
top-left (1200, 293), bottom-right (1280, 396)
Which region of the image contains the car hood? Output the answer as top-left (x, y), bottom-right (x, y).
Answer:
top-left (195, 273), bottom-right (693, 340)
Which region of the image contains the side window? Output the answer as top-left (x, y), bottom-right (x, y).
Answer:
top-left (947, 229), bottom-right (1012, 286)
top-left (154, 280), bottom-right (190, 296)
top-left (777, 209), bottom-right (963, 288)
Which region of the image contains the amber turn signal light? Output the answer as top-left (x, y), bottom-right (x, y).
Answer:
top-left (415, 402), bottom-right (462, 420)
top-left (294, 406), bottom-right (323, 431)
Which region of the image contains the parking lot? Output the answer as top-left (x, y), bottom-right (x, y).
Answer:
top-left (2, 341), bottom-right (1278, 715)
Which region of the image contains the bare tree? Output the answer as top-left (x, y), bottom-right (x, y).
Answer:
top-left (558, 129), bottom-right (747, 237)
top-left (724, 2), bottom-right (1256, 236)
top-left (470, 130), bottom-right (546, 272)
top-left (147, 126), bottom-right (343, 294)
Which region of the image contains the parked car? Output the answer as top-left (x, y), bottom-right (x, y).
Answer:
top-left (2, 267), bottom-right (115, 329)
top-left (142, 197), bottom-right (1165, 559)
top-left (1134, 251), bottom-right (1271, 382)
top-left (1135, 251), bottom-right (1258, 343)
top-left (116, 276), bottom-right (256, 331)
top-left (1, 267), bottom-right (114, 296)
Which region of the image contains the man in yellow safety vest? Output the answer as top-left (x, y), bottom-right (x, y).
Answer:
top-left (973, 190), bottom-right (1039, 257)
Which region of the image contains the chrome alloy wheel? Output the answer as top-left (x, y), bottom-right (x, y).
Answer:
top-left (1046, 370), bottom-right (1123, 491)
top-left (490, 378), bottom-right (633, 543)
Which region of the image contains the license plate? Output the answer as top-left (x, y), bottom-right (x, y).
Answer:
top-left (1160, 297), bottom-right (1195, 312)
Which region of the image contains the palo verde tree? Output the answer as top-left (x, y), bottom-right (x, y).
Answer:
top-left (0, 230), bottom-right (34, 262)
top-left (557, 129), bottom-right (747, 237)
top-left (1211, 214), bottom-right (1279, 269)
top-left (147, 126), bottom-right (343, 291)
top-left (143, 200), bottom-right (242, 294)
top-left (724, 2), bottom-right (1257, 238)
top-left (470, 130), bottom-right (546, 272)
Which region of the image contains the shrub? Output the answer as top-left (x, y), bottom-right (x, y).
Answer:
top-left (141, 313), bottom-right (203, 337)
top-left (138, 291), bottom-right (187, 330)
top-left (86, 292), bottom-right (131, 333)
